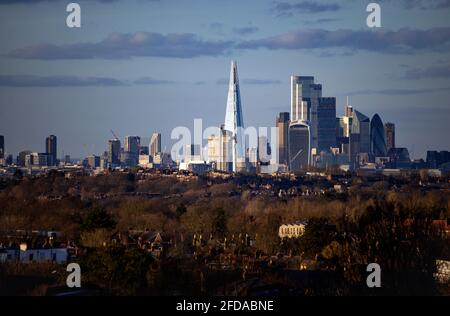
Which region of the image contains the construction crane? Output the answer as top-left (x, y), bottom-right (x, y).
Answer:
top-left (110, 130), bottom-right (119, 140)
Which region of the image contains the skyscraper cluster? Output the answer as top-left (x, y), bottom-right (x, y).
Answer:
top-left (105, 132), bottom-right (166, 169)
top-left (202, 62), bottom-right (406, 173)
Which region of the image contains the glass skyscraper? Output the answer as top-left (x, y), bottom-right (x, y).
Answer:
top-left (276, 112), bottom-right (290, 167)
top-left (370, 114), bottom-right (387, 157)
top-left (224, 61), bottom-right (245, 172)
top-left (288, 122), bottom-right (310, 172)
top-left (317, 97), bottom-right (336, 152)
top-left (45, 135), bottom-right (57, 166)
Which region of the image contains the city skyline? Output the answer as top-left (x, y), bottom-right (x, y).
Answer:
top-left (1, 0), bottom-right (450, 159)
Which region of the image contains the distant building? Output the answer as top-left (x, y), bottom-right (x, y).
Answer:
top-left (5, 154), bottom-right (13, 165)
top-left (86, 155), bottom-right (100, 169)
top-left (317, 97), bottom-right (336, 152)
top-left (45, 135), bottom-right (57, 166)
top-left (279, 221), bottom-right (307, 239)
top-left (350, 110), bottom-right (370, 167)
top-left (17, 150), bottom-right (32, 167)
top-left (370, 114), bottom-right (387, 157)
top-left (276, 112), bottom-right (290, 167)
top-left (217, 125), bottom-right (233, 173)
top-left (179, 160), bottom-right (212, 174)
top-left (384, 122), bottom-right (395, 152)
top-left (426, 150), bottom-right (450, 169)
top-left (387, 147), bottom-right (411, 169)
top-left (185, 144), bottom-right (202, 162)
top-left (290, 76), bottom-right (321, 149)
top-left (288, 122), bottom-right (310, 172)
top-left (25, 152), bottom-right (49, 167)
top-left (150, 133), bottom-right (161, 157)
top-left (138, 154), bottom-right (153, 168)
top-left (124, 136), bottom-right (140, 155)
top-left (108, 139), bottom-right (121, 165)
top-left (223, 61), bottom-right (245, 173)
top-left (207, 135), bottom-right (221, 165)
top-left (153, 152), bottom-right (173, 168)
top-left (258, 136), bottom-right (271, 166)
top-left (139, 145), bottom-right (149, 155)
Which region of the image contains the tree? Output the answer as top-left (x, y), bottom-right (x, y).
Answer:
top-left (81, 246), bottom-right (154, 295)
top-left (298, 217), bottom-right (336, 258)
top-left (176, 203), bottom-right (187, 220)
top-left (213, 208), bottom-right (227, 239)
top-left (81, 207), bottom-right (116, 231)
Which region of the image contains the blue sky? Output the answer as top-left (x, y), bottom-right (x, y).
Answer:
top-left (0, 0), bottom-right (450, 159)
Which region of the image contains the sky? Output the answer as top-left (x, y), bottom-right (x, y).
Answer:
top-left (0, 0), bottom-right (450, 159)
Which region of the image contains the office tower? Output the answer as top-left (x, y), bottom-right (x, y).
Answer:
top-left (317, 97), bottom-right (336, 152)
top-left (139, 146), bottom-right (149, 155)
top-left (218, 125), bottom-right (233, 172)
top-left (26, 152), bottom-right (48, 167)
top-left (224, 61), bottom-right (245, 172)
top-left (276, 112), bottom-right (290, 166)
top-left (247, 147), bottom-right (258, 169)
top-left (185, 144), bottom-right (202, 162)
top-left (45, 135), bottom-right (57, 166)
top-left (87, 155), bottom-right (100, 169)
top-left (258, 136), bottom-right (271, 166)
top-left (288, 122), bottom-right (311, 172)
top-left (5, 154), bottom-right (13, 165)
top-left (370, 114), bottom-right (387, 157)
top-left (124, 136), bottom-right (140, 155)
top-left (108, 139), bottom-right (121, 165)
top-left (349, 110), bottom-right (370, 166)
top-left (290, 76), bottom-right (322, 149)
top-left (0, 135), bottom-right (4, 159)
top-left (207, 135), bottom-right (221, 164)
top-left (384, 122), bottom-right (395, 152)
top-left (426, 150), bottom-right (450, 169)
top-left (150, 133), bottom-right (161, 157)
top-left (17, 150), bottom-right (32, 167)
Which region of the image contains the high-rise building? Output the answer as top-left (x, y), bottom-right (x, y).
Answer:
top-left (276, 112), bottom-right (290, 167)
top-left (108, 139), bottom-right (121, 165)
top-left (45, 135), bottom-right (57, 166)
top-left (185, 144), bottom-right (202, 162)
top-left (349, 110), bottom-right (370, 166)
top-left (150, 133), bottom-right (161, 157)
top-left (207, 135), bottom-right (221, 165)
top-left (384, 122), bottom-right (395, 152)
top-left (218, 125), bottom-right (233, 172)
top-left (258, 136), bottom-right (271, 166)
top-left (317, 97), bottom-right (336, 152)
top-left (224, 61), bottom-right (245, 172)
top-left (288, 122), bottom-right (310, 172)
top-left (25, 152), bottom-right (48, 167)
top-left (124, 136), bottom-right (140, 155)
top-left (370, 114), bottom-right (387, 157)
top-left (86, 155), bottom-right (100, 169)
top-left (290, 76), bottom-right (322, 149)
top-left (0, 135), bottom-right (4, 159)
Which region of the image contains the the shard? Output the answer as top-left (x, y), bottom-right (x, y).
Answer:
top-left (224, 61), bottom-right (245, 172)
